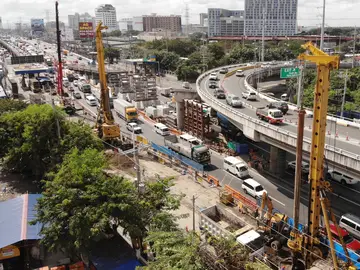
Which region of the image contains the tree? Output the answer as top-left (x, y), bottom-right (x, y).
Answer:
top-left (0, 104), bottom-right (103, 178)
top-left (176, 63), bottom-right (200, 83)
top-left (154, 50), bottom-right (180, 71)
top-left (207, 43), bottom-right (225, 61)
top-left (32, 148), bottom-right (137, 260)
top-left (0, 99), bottom-right (28, 116)
top-left (104, 47), bottom-right (120, 64)
top-left (140, 231), bottom-right (206, 270)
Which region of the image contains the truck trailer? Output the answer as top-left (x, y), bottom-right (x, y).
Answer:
top-left (256, 107), bottom-right (283, 124)
top-left (113, 98), bottom-right (138, 122)
top-left (164, 134), bottom-right (211, 165)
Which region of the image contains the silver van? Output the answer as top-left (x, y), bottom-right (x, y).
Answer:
top-left (339, 213), bottom-right (360, 240)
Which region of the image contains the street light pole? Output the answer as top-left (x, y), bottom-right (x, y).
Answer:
top-left (340, 70), bottom-right (348, 118)
top-left (320, 0), bottom-right (326, 51)
top-left (261, 10), bottom-right (266, 62)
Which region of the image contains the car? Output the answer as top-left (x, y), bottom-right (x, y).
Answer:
top-left (287, 161), bottom-right (310, 174)
top-left (214, 88), bottom-right (226, 99)
top-left (73, 80), bottom-right (78, 87)
top-left (226, 94), bottom-right (242, 107)
top-left (209, 72), bottom-right (218, 81)
top-left (69, 86), bottom-right (75, 92)
top-left (242, 91), bottom-right (257, 101)
top-left (127, 122), bottom-right (142, 134)
top-left (209, 81), bottom-right (217, 89)
top-left (78, 56), bottom-right (82, 60)
top-left (236, 70), bottom-right (244, 77)
top-left (73, 92), bottom-right (81, 99)
top-left (219, 68), bottom-right (228, 74)
top-left (326, 224), bottom-right (360, 255)
top-left (267, 102), bottom-right (289, 115)
top-left (326, 170), bottom-right (358, 185)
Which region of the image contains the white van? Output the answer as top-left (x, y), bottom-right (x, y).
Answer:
top-left (339, 213), bottom-right (360, 240)
top-left (154, 123), bottom-right (170, 136)
top-left (179, 133), bottom-right (202, 146)
top-left (63, 78), bottom-right (69, 87)
top-left (242, 178), bottom-right (266, 198)
top-left (85, 95), bottom-right (97, 106)
top-left (223, 156), bottom-right (249, 178)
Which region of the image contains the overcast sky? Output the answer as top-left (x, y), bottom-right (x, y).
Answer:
top-left (1, 0), bottom-right (359, 28)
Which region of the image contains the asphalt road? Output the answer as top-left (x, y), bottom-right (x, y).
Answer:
top-left (24, 39), bottom-right (360, 226)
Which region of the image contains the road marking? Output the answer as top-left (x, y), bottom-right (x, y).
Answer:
top-left (269, 196), bottom-right (286, 206)
top-left (333, 193), bottom-right (360, 207)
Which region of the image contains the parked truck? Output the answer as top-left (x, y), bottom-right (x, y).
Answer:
top-left (164, 134), bottom-right (211, 165)
top-left (256, 107), bottom-right (283, 124)
top-left (113, 98), bottom-right (138, 122)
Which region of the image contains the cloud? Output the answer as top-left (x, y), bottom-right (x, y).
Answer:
top-left (1, 0), bottom-right (359, 28)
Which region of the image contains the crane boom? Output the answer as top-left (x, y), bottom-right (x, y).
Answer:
top-left (95, 22), bottom-right (120, 140)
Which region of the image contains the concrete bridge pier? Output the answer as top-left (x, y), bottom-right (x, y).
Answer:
top-left (269, 145), bottom-right (287, 176)
top-left (172, 88), bottom-right (199, 130)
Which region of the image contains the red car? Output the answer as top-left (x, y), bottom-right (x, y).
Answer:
top-left (328, 224), bottom-right (360, 255)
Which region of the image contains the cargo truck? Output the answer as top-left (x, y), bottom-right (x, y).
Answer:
top-left (164, 134), bottom-right (211, 165)
top-left (78, 81), bottom-right (91, 93)
top-left (256, 107), bottom-right (283, 124)
top-left (113, 99), bottom-right (138, 122)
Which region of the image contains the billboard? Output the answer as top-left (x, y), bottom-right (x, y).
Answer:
top-left (79, 22), bottom-right (94, 38)
top-left (31, 18), bottom-right (45, 36)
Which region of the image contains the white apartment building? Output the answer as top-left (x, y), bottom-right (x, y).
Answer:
top-left (244, 0), bottom-right (297, 36)
top-left (208, 9), bottom-right (244, 37)
top-left (95, 4), bottom-right (118, 32)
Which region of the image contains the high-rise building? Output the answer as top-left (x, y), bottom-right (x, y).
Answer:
top-left (208, 9), bottom-right (244, 37)
top-left (68, 13), bottom-right (95, 30)
top-left (95, 4), bottom-right (118, 32)
top-left (142, 14), bottom-right (181, 32)
top-left (244, 0), bottom-right (297, 36)
top-left (199, 13), bottom-right (208, 26)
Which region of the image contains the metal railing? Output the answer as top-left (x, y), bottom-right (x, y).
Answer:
top-left (196, 64), bottom-right (360, 167)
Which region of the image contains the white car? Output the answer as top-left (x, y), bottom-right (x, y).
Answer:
top-left (242, 91), bottom-right (257, 101)
top-left (126, 122), bottom-right (142, 134)
top-left (236, 70), bottom-right (244, 77)
top-left (73, 80), bottom-right (78, 87)
top-left (326, 170), bottom-right (358, 185)
top-left (209, 72), bottom-right (218, 81)
top-left (287, 161), bottom-right (310, 174)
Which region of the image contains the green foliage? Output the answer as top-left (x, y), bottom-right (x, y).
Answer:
top-left (104, 47), bottom-right (120, 64)
top-left (153, 50), bottom-right (180, 71)
top-left (32, 148), bottom-right (136, 255)
top-left (0, 104), bottom-right (103, 178)
top-left (176, 63), bottom-right (200, 83)
top-left (207, 43), bottom-right (225, 61)
top-left (139, 231), bottom-right (206, 270)
top-left (103, 30), bottom-right (122, 37)
top-left (0, 99), bottom-right (28, 116)
top-left (246, 261), bottom-right (271, 270)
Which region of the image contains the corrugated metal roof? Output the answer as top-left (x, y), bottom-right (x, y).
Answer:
top-left (0, 194), bottom-right (42, 248)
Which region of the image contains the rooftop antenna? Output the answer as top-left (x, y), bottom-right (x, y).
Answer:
top-left (185, 3), bottom-right (189, 36)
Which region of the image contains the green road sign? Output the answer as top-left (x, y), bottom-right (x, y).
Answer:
top-left (280, 67), bottom-right (300, 79)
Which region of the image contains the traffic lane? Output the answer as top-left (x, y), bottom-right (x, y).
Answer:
top-left (203, 77), bottom-right (360, 196)
top-left (224, 74), bottom-right (360, 140)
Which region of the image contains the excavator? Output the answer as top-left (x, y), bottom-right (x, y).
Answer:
top-left (95, 22), bottom-right (132, 150)
top-left (283, 42), bottom-right (357, 270)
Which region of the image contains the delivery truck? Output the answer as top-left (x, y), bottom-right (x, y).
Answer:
top-left (256, 107), bottom-right (283, 124)
top-left (164, 134), bottom-right (211, 165)
top-left (113, 98), bottom-right (138, 122)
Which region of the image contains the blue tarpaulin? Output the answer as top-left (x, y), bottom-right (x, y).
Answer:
top-left (0, 194), bottom-right (42, 248)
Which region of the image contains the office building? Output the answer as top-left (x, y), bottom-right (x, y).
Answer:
top-left (119, 17), bottom-right (144, 33)
top-left (199, 13), bottom-right (208, 26)
top-left (244, 0), bottom-right (297, 36)
top-left (142, 14), bottom-right (181, 33)
top-left (95, 4), bottom-right (118, 32)
top-left (208, 9), bottom-right (244, 37)
top-left (68, 13), bottom-right (95, 30)
top-left (132, 16), bottom-right (144, 32)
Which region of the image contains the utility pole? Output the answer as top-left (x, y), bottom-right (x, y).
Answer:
top-left (132, 131), bottom-right (142, 194)
top-left (352, 26), bottom-right (357, 69)
top-left (296, 65), bottom-right (304, 108)
top-left (192, 195), bottom-right (196, 231)
top-left (55, 1), bottom-right (63, 96)
top-left (320, 0), bottom-right (326, 51)
top-left (340, 69), bottom-right (348, 118)
top-left (261, 9), bottom-right (266, 62)
top-left (291, 62), bottom-right (305, 266)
